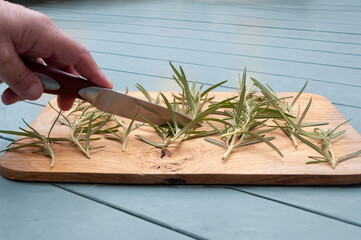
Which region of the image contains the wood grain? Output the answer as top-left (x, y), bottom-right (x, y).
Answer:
top-left (1, 92), bottom-right (361, 185)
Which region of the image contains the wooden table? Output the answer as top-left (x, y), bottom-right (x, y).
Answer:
top-left (1, 0), bottom-right (360, 239)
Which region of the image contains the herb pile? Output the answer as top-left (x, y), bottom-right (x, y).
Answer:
top-left (1, 63), bottom-right (360, 169)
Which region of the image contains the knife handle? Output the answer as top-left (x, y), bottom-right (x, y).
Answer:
top-left (23, 58), bottom-right (97, 100)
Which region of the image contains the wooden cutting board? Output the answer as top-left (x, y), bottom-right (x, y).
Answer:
top-left (1, 92), bottom-right (361, 185)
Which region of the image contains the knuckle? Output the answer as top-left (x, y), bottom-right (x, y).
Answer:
top-left (31, 12), bottom-right (56, 34)
top-left (34, 12), bottom-right (53, 25)
top-left (49, 23), bottom-right (62, 37)
top-left (76, 45), bottom-right (92, 66)
top-left (79, 45), bottom-right (91, 58)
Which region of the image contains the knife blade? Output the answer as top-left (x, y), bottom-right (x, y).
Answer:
top-left (23, 58), bottom-right (194, 127)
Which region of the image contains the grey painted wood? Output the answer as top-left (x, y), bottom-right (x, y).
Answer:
top-left (0, 176), bottom-right (192, 240)
top-left (55, 184), bottom-right (361, 240)
top-left (50, 20), bottom-right (361, 72)
top-left (70, 35), bottom-right (361, 83)
top-left (42, 10), bottom-right (361, 38)
top-left (35, 2), bottom-right (361, 30)
top-left (235, 186), bottom-right (361, 225)
top-left (43, 6), bottom-right (361, 41)
top-left (0, 101), bottom-right (44, 132)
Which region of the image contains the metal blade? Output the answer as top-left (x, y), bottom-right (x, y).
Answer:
top-left (79, 87), bottom-right (193, 126)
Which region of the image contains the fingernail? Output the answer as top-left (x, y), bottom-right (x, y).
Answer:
top-left (26, 82), bottom-right (42, 100)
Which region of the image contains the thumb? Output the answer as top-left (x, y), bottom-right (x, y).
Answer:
top-left (0, 44), bottom-right (43, 101)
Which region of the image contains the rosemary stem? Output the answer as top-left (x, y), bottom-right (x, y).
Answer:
top-left (122, 139), bottom-right (127, 152)
top-left (47, 141), bottom-right (55, 167)
top-left (290, 133), bottom-right (298, 147)
top-left (222, 134), bottom-right (237, 160)
top-left (221, 129), bottom-right (242, 138)
top-left (71, 127), bottom-right (90, 158)
top-left (329, 145), bottom-right (336, 169)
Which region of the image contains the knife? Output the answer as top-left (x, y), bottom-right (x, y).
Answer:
top-left (23, 58), bottom-right (193, 127)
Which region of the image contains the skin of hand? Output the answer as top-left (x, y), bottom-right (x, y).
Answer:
top-left (0, 1), bottom-right (113, 110)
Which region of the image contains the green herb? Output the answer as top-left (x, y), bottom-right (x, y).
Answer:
top-left (263, 81), bottom-right (328, 146)
top-left (205, 68), bottom-right (283, 160)
top-left (136, 83), bottom-right (160, 104)
top-left (0, 111), bottom-right (63, 167)
top-left (50, 102), bottom-right (111, 158)
top-left (252, 77), bottom-right (361, 168)
top-left (136, 93), bottom-right (227, 148)
top-left (105, 108), bottom-right (144, 151)
top-left (293, 120), bottom-right (361, 168)
top-left (136, 62), bottom-right (228, 148)
top-left (169, 62), bottom-right (227, 119)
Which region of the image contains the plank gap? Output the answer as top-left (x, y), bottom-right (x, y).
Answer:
top-left (53, 19), bottom-right (361, 46)
top-left (60, 26), bottom-right (361, 57)
top-left (70, 36), bottom-right (361, 71)
top-left (227, 186), bottom-right (361, 228)
top-left (37, 9), bottom-right (361, 36)
top-left (89, 50), bottom-right (361, 88)
top-left (52, 183), bottom-right (208, 240)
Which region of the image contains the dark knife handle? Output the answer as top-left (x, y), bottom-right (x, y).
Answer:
top-left (23, 58), bottom-right (97, 99)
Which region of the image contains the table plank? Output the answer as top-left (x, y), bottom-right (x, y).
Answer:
top-left (36, 2), bottom-right (361, 33)
top-left (48, 16), bottom-right (361, 79)
top-left (0, 174), bottom-right (193, 240)
top-left (55, 184), bottom-right (361, 240)
top-left (82, 49), bottom-right (361, 106)
top-left (235, 186), bottom-right (361, 225)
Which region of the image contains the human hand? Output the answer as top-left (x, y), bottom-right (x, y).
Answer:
top-left (0, 1), bottom-right (112, 110)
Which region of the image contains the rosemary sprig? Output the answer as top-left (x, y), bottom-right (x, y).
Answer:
top-left (265, 81), bottom-right (327, 146)
top-left (293, 120), bottom-right (361, 168)
top-left (252, 77), bottom-right (361, 168)
top-left (0, 111), bottom-right (62, 167)
top-left (50, 103), bottom-right (111, 158)
top-left (136, 94), bottom-right (228, 148)
top-left (136, 83), bottom-right (161, 104)
top-left (169, 62), bottom-right (227, 118)
top-left (205, 68), bottom-right (283, 160)
top-left (105, 108), bottom-right (144, 151)
top-left (136, 63), bottom-right (228, 148)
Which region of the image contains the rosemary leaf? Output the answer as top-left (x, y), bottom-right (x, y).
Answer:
top-left (242, 131), bottom-right (282, 157)
top-left (204, 138), bottom-right (227, 148)
top-left (337, 150), bottom-right (361, 164)
top-left (135, 134), bottom-right (168, 148)
top-left (234, 137), bottom-right (276, 148)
